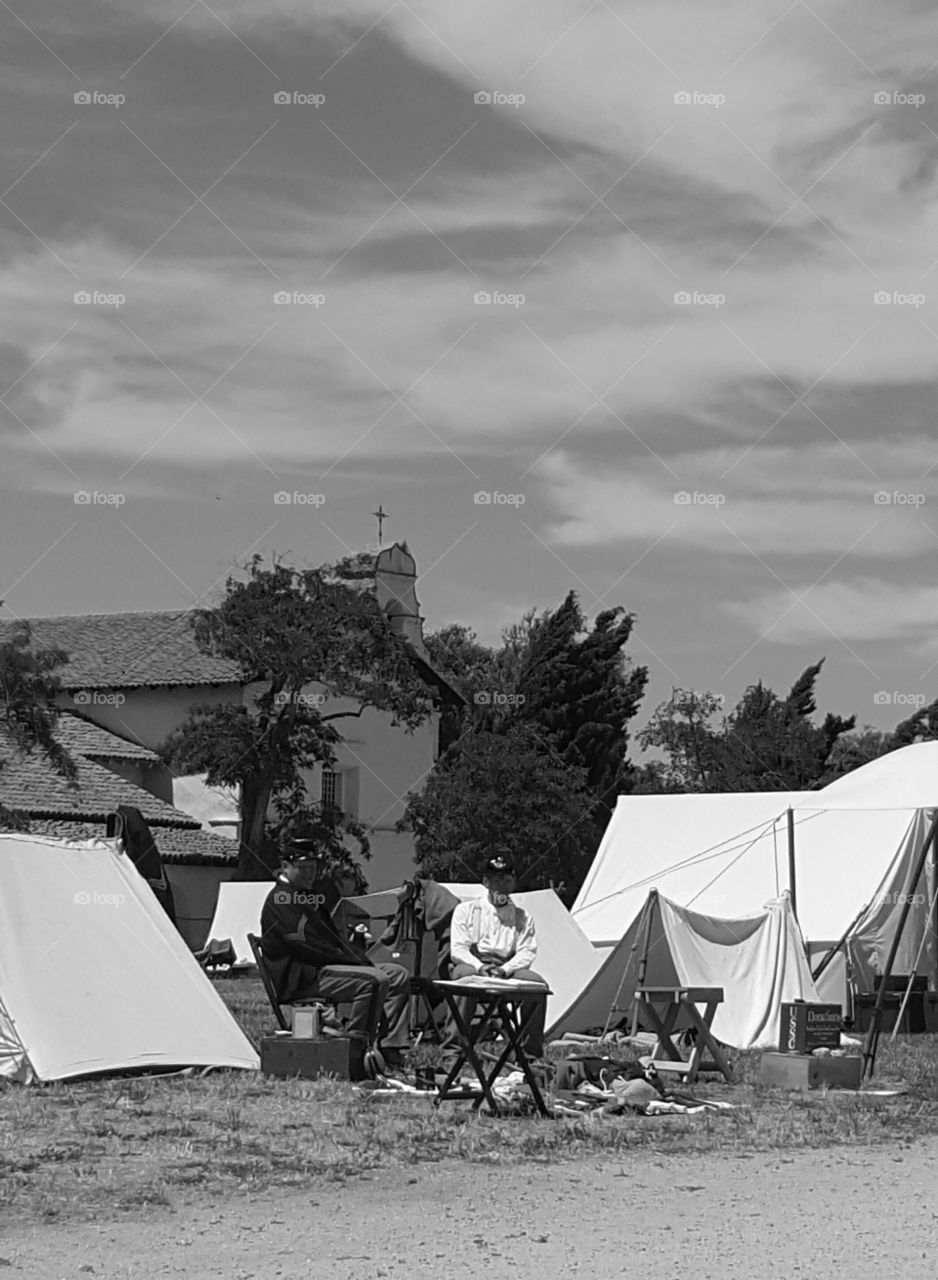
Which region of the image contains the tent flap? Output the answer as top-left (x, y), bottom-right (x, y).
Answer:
top-left (551, 891), bottom-right (819, 1050)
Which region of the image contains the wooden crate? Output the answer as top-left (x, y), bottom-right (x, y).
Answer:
top-left (260, 1034), bottom-right (365, 1081)
top-left (759, 1051), bottom-right (862, 1091)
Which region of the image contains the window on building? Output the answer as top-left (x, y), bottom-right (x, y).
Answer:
top-left (321, 769), bottom-right (343, 815)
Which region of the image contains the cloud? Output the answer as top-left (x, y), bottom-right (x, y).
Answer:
top-left (537, 443), bottom-right (935, 557)
top-left (726, 578), bottom-right (938, 646)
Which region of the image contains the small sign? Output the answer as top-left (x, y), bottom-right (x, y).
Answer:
top-left (779, 1002), bottom-right (841, 1053)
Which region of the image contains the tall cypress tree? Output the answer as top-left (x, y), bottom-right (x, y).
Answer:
top-left (515, 592), bottom-right (648, 820)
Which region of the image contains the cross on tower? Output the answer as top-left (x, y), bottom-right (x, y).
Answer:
top-left (372, 504), bottom-right (388, 542)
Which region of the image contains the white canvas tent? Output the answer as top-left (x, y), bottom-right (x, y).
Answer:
top-left (0, 833), bottom-right (259, 1082)
top-left (552, 890), bottom-right (819, 1050)
top-left (800, 744), bottom-right (938, 994)
top-left (573, 792), bottom-right (923, 953)
top-left (205, 880), bottom-right (271, 967)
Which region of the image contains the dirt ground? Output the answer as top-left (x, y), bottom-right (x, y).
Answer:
top-left (2, 1136), bottom-right (937, 1279)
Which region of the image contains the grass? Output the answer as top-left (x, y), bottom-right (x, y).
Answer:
top-left (2, 974), bottom-right (937, 1225)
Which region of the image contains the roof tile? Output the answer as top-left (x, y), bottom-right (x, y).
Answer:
top-left (0, 611), bottom-right (239, 690)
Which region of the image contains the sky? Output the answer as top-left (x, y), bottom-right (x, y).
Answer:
top-left (1, 0), bottom-right (937, 748)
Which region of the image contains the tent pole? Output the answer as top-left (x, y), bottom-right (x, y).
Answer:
top-left (812, 903), bottom-right (868, 981)
top-left (862, 808), bottom-right (938, 1078)
top-left (787, 808), bottom-right (798, 926)
top-left (605, 890), bottom-right (656, 1038)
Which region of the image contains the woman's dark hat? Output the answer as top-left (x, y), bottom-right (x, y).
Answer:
top-left (482, 856), bottom-right (515, 878)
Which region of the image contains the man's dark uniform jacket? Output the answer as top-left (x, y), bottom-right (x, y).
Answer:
top-left (260, 880), bottom-right (368, 1003)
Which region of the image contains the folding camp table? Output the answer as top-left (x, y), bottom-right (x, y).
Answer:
top-left (633, 986), bottom-right (732, 1084)
top-left (431, 979), bottom-right (553, 1117)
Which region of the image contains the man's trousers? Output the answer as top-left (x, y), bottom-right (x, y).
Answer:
top-left (295, 963), bottom-right (411, 1049)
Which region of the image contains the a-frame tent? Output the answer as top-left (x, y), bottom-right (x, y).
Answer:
top-left (550, 890), bottom-right (818, 1049)
top-left (0, 833), bottom-right (259, 1081)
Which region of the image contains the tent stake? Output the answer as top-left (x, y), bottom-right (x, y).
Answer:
top-left (862, 808), bottom-right (938, 1078)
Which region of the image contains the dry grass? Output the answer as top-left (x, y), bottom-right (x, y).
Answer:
top-left (2, 975), bottom-right (937, 1226)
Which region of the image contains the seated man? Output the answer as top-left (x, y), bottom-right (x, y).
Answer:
top-left (259, 836), bottom-right (411, 1068)
top-left (448, 857), bottom-right (548, 1057)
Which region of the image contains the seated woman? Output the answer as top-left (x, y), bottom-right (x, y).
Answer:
top-left (448, 856), bottom-right (547, 1057)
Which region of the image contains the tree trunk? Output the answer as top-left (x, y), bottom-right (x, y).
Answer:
top-left (236, 775), bottom-right (276, 880)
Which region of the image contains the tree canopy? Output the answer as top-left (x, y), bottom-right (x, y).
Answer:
top-left (635, 660), bottom-right (856, 792)
top-left (161, 556), bottom-right (434, 879)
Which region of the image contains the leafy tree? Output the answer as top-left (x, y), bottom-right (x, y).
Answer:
top-left (0, 622), bottom-right (77, 829)
top-left (161, 556), bottom-right (435, 880)
top-left (819, 725), bottom-right (892, 783)
top-left (636, 688), bottom-right (725, 791)
top-left (891, 697), bottom-right (938, 747)
top-left (400, 722), bottom-right (596, 899)
top-left (635, 660), bottom-right (854, 793)
top-left (423, 624), bottom-right (498, 705)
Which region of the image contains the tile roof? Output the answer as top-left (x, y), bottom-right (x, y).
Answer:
top-left (55, 712), bottom-right (160, 762)
top-left (0, 734), bottom-right (201, 830)
top-left (26, 818), bottom-right (239, 865)
top-left (0, 611), bottom-right (240, 690)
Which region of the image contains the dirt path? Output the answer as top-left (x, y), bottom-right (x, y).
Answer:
top-left (3, 1138), bottom-right (937, 1279)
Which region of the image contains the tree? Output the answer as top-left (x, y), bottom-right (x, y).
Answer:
top-left (400, 721), bottom-right (596, 898)
top-left (712, 662), bottom-right (854, 791)
top-left (891, 697), bottom-right (938, 747)
top-left (636, 688), bottom-right (725, 791)
top-left (634, 660), bottom-right (855, 793)
top-left (0, 622), bottom-right (77, 829)
top-left (819, 724), bottom-right (892, 784)
top-left (161, 556), bottom-right (435, 880)
top-left (515, 593), bottom-right (648, 817)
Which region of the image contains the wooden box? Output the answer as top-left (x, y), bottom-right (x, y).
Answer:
top-left (759, 1051), bottom-right (862, 1091)
top-left (260, 1034), bottom-right (365, 1081)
